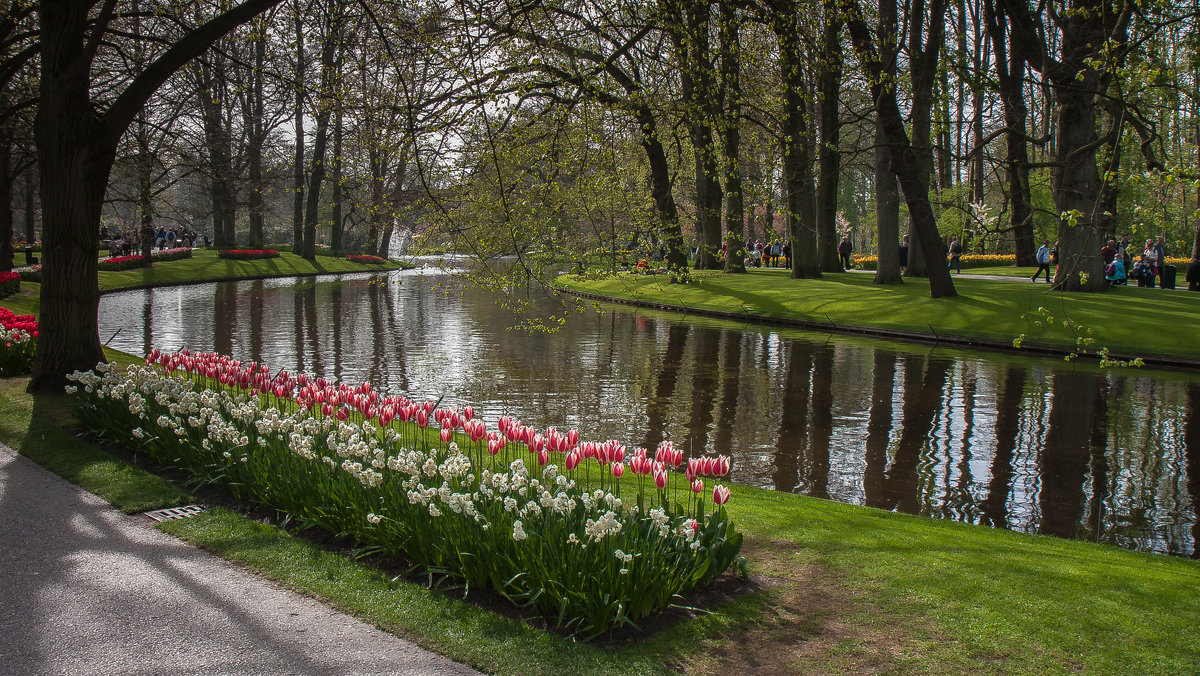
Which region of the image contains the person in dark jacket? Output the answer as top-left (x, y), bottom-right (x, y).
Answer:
top-left (838, 236), bottom-right (852, 270)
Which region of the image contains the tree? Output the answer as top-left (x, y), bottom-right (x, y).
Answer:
top-left (840, 0), bottom-right (958, 297)
top-left (30, 0), bottom-right (285, 392)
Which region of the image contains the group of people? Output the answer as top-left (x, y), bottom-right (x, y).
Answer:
top-left (743, 239), bottom-right (792, 268)
top-left (102, 225), bottom-right (208, 256)
top-left (1031, 235), bottom-right (1171, 288)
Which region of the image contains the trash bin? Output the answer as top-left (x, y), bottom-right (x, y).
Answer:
top-left (24, 246), bottom-right (37, 265)
top-left (1161, 264), bottom-right (1176, 290)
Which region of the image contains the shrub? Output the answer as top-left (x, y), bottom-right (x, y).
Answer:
top-left (0, 271), bottom-right (19, 298)
top-left (68, 350), bottom-right (745, 638)
top-left (217, 249), bottom-right (280, 260)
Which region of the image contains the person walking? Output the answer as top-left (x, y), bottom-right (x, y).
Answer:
top-left (947, 237), bottom-right (963, 274)
top-left (838, 236), bottom-right (853, 270)
top-left (1032, 240), bottom-right (1052, 283)
top-left (1154, 235), bottom-right (1167, 287)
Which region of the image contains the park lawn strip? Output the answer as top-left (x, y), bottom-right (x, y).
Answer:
top-left (96, 247), bottom-right (405, 292)
top-left (556, 269), bottom-right (1200, 361)
top-left (3, 373), bottom-right (1198, 673)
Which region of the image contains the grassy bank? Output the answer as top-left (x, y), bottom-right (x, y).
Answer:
top-left (1, 373), bottom-right (1196, 674)
top-left (556, 268), bottom-right (1200, 362)
top-left (2, 246), bottom-right (404, 320)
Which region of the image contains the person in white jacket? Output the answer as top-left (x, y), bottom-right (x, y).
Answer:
top-left (1032, 241), bottom-right (1052, 283)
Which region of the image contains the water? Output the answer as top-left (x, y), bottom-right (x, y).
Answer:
top-left (98, 266), bottom-right (1200, 557)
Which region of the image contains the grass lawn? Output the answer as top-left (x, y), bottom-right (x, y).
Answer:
top-left (96, 247), bottom-right (406, 292)
top-left (958, 265), bottom-right (1041, 277)
top-left (556, 268), bottom-right (1200, 362)
top-left (1, 372), bottom-right (1196, 674)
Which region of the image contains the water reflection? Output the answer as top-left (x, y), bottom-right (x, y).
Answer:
top-left (97, 269), bottom-right (1200, 556)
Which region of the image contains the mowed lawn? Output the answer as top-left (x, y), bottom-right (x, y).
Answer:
top-left (556, 267), bottom-right (1200, 361)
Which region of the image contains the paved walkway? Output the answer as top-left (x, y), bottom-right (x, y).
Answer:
top-left (0, 443), bottom-right (478, 676)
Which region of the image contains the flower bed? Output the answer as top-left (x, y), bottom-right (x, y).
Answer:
top-left (0, 307), bottom-right (37, 376)
top-left (155, 247), bottom-right (194, 262)
top-left (0, 271), bottom-right (18, 298)
top-left (217, 249), bottom-right (280, 260)
top-left (852, 253), bottom-right (1020, 270)
top-left (17, 265), bottom-right (40, 283)
top-left (98, 254), bottom-right (149, 271)
top-left (346, 254), bottom-right (388, 264)
top-left (66, 350), bottom-right (745, 637)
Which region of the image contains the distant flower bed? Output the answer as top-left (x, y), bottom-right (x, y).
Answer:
top-left (0, 307), bottom-right (37, 376)
top-left (0, 271), bottom-right (18, 298)
top-left (217, 249), bottom-right (280, 260)
top-left (346, 254), bottom-right (387, 264)
top-left (155, 247), bottom-right (194, 262)
top-left (17, 265), bottom-right (40, 283)
top-left (67, 350), bottom-right (746, 638)
top-left (852, 253), bottom-right (1019, 270)
top-left (98, 254), bottom-right (147, 271)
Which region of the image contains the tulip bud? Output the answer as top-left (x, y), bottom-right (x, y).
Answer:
top-left (692, 478), bottom-right (704, 494)
top-left (653, 468), bottom-right (668, 489)
top-left (612, 463), bottom-right (625, 478)
top-left (713, 484), bottom-right (731, 505)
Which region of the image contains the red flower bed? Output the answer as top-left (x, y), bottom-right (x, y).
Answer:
top-left (98, 254), bottom-right (148, 271)
top-left (346, 254), bottom-right (387, 264)
top-left (0, 306), bottom-right (37, 337)
top-left (0, 271), bottom-right (19, 298)
top-left (217, 249), bottom-right (280, 260)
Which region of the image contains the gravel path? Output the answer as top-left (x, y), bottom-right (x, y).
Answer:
top-left (0, 443), bottom-right (479, 676)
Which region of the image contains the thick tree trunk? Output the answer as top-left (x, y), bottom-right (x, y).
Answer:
top-left (330, 102), bottom-right (343, 252)
top-left (720, 0), bottom-right (745, 274)
top-left (984, 1), bottom-right (1035, 265)
top-left (246, 27), bottom-right (266, 248)
top-left (0, 130), bottom-right (12, 271)
top-left (844, 0), bottom-right (956, 298)
top-left (815, 3), bottom-right (843, 273)
top-left (772, 3), bottom-right (819, 279)
top-left (903, 0), bottom-right (947, 279)
top-left (23, 165), bottom-right (34, 244)
top-left (136, 114), bottom-right (154, 261)
top-left (30, 0), bottom-right (108, 391)
top-left (198, 60), bottom-right (236, 248)
top-left (636, 105), bottom-right (688, 275)
top-left (292, 2), bottom-right (305, 249)
top-left (301, 6), bottom-right (338, 260)
top-left (874, 118), bottom-right (903, 284)
top-left (872, 0), bottom-right (903, 285)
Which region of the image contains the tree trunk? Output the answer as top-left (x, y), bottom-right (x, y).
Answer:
top-left (198, 59), bottom-right (236, 249)
top-left (670, 0), bottom-right (723, 270)
top-left (0, 129), bottom-right (12, 271)
top-left (815, 2), bottom-right (843, 273)
top-left (30, 0), bottom-right (108, 390)
top-left (23, 164), bottom-right (34, 244)
top-left (246, 24), bottom-right (266, 248)
top-left (844, 0), bottom-right (957, 298)
top-left (874, 117), bottom-right (903, 284)
top-left (720, 0), bottom-right (745, 274)
top-left (136, 113), bottom-right (154, 261)
top-left (330, 101), bottom-right (343, 252)
top-left (636, 104), bottom-right (688, 275)
top-left (984, 0), bottom-right (1035, 265)
top-left (772, 2), bottom-right (819, 279)
top-left (903, 0), bottom-right (947, 278)
top-left (292, 0), bottom-right (305, 250)
top-left (300, 3), bottom-right (338, 260)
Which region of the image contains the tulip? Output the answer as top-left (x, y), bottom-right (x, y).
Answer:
top-left (713, 484), bottom-right (731, 505)
top-left (691, 478), bottom-right (704, 494)
top-left (567, 429), bottom-right (579, 448)
top-left (487, 438), bottom-right (503, 456)
top-left (565, 450), bottom-right (582, 471)
top-left (715, 455), bottom-right (731, 476)
top-left (336, 407), bottom-right (350, 422)
top-left (440, 427), bottom-right (453, 443)
top-left (416, 410), bottom-right (429, 428)
top-left (321, 403), bottom-right (334, 417)
top-left (653, 468), bottom-right (668, 489)
top-left (612, 463), bottom-right (625, 478)
top-left (463, 405), bottom-right (474, 421)
top-left (537, 449), bottom-right (549, 466)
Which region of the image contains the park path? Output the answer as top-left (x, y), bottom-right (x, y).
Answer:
top-left (0, 442), bottom-right (479, 676)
